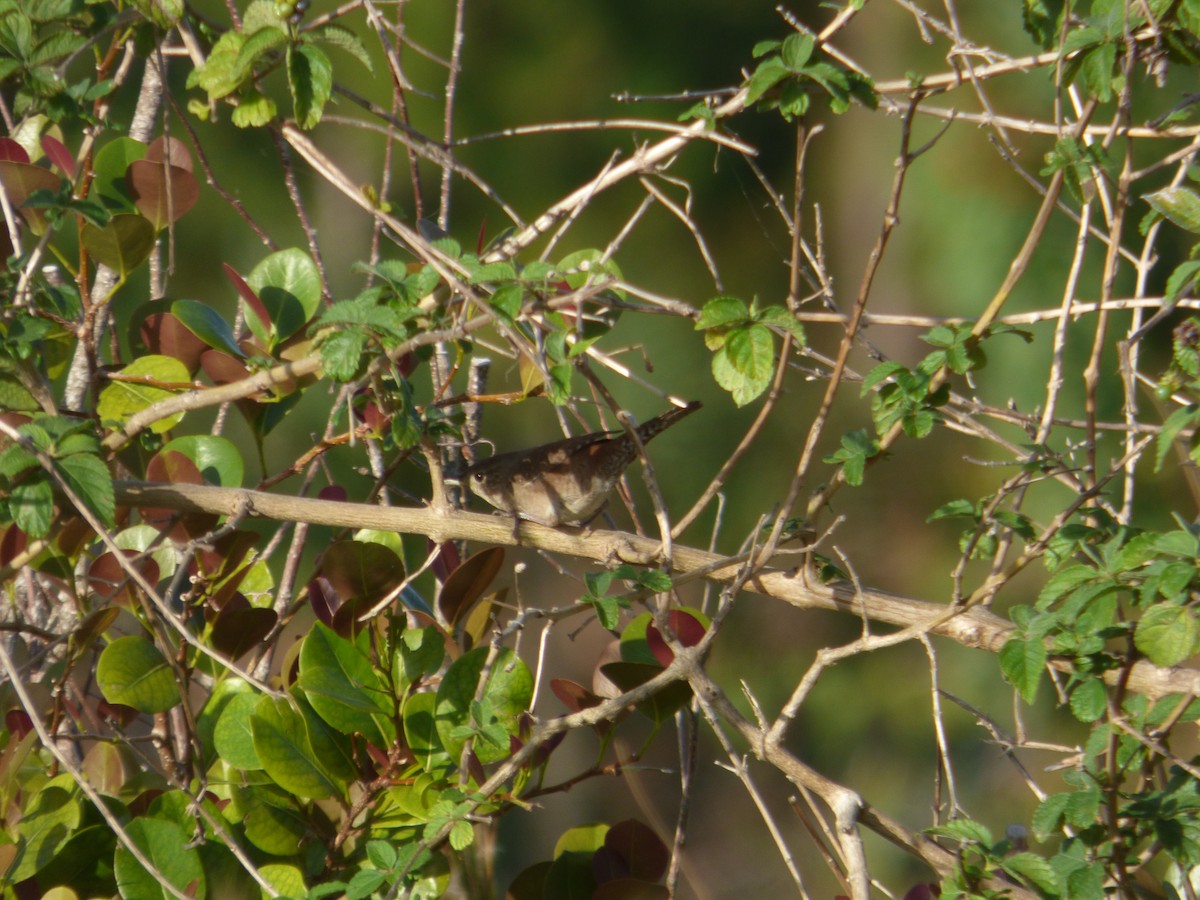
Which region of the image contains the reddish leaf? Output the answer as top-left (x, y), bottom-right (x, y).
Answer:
top-left (0, 524), bottom-right (27, 567)
top-left (430, 538), bottom-right (460, 583)
top-left (126, 788), bottom-right (165, 817)
top-left (591, 846), bottom-right (628, 884)
top-left (644, 624), bottom-right (673, 667)
top-left (86, 550), bottom-right (159, 607)
top-left (55, 515), bottom-right (96, 557)
top-left (308, 576), bottom-right (339, 627)
top-left (196, 529), bottom-right (259, 609)
top-left (40, 134), bottom-right (74, 176)
top-left (438, 545), bottom-right (504, 627)
top-left (330, 595), bottom-right (375, 638)
top-left (146, 449), bottom-right (203, 486)
top-left (143, 450), bottom-right (216, 539)
top-left (210, 596), bottom-right (277, 658)
top-left (74, 607), bottom-right (120, 652)
top-left (529, 729), bottom-right (564, 767)
top-left (318, 484), bottom-right (347, 502)
top-left (365, 742), bottom-right (389, 770)
top-left (140, 312), bottom-right (207, 374)
top-left (644, 609), bottom-right (707, 667)
top-left (144, 135), bottom-right (193, 173)
top-left (97, 701), bottom-right (140, 727)
top-left (506, 861), bottom-right (553, 900)
top-left (0, 138), bottom-right (29, 163)
top-left (667, 609), bottom-right (706, 647)
top-left (465, 749), bottom-right (487, 787)
top-left (605, 820), bottom-right (669, 883)
top-left (360, 400), bottom-right (387, 434)
top-left (0, 160), bottom-right (60, 232)
top-left (550, 678), bottom-right (603, 714)
top-left (223, 263), bottom-right (271, 336)
top-left (199, 349), bottom-right (252, 388)
top-left (599, 661), bottom-right (692, 723)
top-left (592, 640), bottom-right (625, 699)
top-left (591, 880), bottom-right (669, 900)
top-left (318, 539), bottom-right (406, 609)
top-left (128, 152), bottom-right (199, 229)
top-left (4, 710), bottom-right (32, 739)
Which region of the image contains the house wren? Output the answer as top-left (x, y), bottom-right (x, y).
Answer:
top-left (461, 401), bottom-right (701, 527)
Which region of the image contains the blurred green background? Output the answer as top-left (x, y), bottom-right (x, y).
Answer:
top-left (107, 0), bottom-right (1200, 894)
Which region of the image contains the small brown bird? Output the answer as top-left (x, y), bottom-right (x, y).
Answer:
top-left (461, 401), bottom-right (701, 527)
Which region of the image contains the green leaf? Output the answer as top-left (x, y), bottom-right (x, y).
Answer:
top-left (928, 817), bottom-right (993, 844)
top-left (779, 32), bottom-right (814, 70)
top-left (347, 869), bottom-right (387, 899)
top-left (196, 677), bottom-right (255, 764)
top-left (239, 786), bottom-right (307, 855)
top-left (448, 818), bottom-right (474, 851)
top-left (1063, 785), bottom-right (1101, 829)
top-left (1134, 604), bottom-right (1200, 667)
top-left (754, 305), bottom-right (807, 343)
top-left (0, 443), bottom-right (38, 479)
top-left (638, 570), bottom-right (674, 593)
top-left (1001, 852), bottom-right (1062, 894)
top-left (10, 783), bottom-right (82, 882)
top-left (298, 622), bottom-right (396, 746)
top-left (404, 690), bottom-right (450, 772)
top-left (288, 43), bottom-right (332, 130)
top-left (260, 862), bottom-right (306, 897)
top-left (318, 329), bottom-right (368, 381)
top-left (56, 451), bottom-right (114, 527)
top-left (695, 295), bottom-right (750, 331)
top-left (9, 474), bottom-right (53, 537)
top-left (366, 839), bottom-right (399, 870)
top-left (712, 324), bottom-right (774, 407)
top-left (1164, 260), bottom-right (1200, 304)
top-left (129, 0), bottom-right (183, 27)
top-left (80, 213), bottom-right (155, 276)
top-left (97, 354), bottom-right (191, 433)
top-left (749, 39), bottom-right (782, 59)
top-left (190, 31), bottom-right (247, 99)
top-left (311, 24), bottom-right (373, 73)
top-left (397, 626), bottom-right (446, 690)
top-left (744, 55), bottom-right (791, 106)
top-left (250, 694), bottom-right (348, 800)
top-left (468, 260), bottom-right (518, 284)
top-left (246, 248), bottom-right (322, 343)
top-left (489, 283), bottom-right (523, 320)
top-left (92, 137), bottom-right (145, 211)
top-left (160, 434), bottom-right (244, 487)
top-left (861, 360), bottom-right (906, 395)
top-left (1145, 186), bottom-right (1200, 235)
top-left (928, 498), bottom-right (978, 521)
top-left (1069, 679), bottom-right (1107, 723)
top-left (96, 635), bottom-right (179, 714)
top-left (435, 647), bottom-right (533, 765)
top-left (1157, 405), bottom-right (1200, 472)
top-left (999, 635), bottom-right (1046, 704)
top-left (1031, 792), bottom-right (1070, 841)
top-left (214, 692), bottom-right (263, 770)
top-left (235, 24), bottom-right (287, 77)
top-left (554, 247), bottom-right (625, 303)
top-left (171, 298), bottom-right (245, 357)
top-left (113, 818), bottom-right (204, 900)
top-left (822, 429), bottom-right (880, 487)
top-left (231, 89), bottom-right (277, 128)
